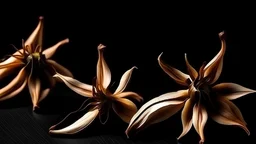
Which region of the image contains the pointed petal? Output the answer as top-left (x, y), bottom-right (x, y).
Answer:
top-left (0, 62), bottom-right (24, 80)
top-left (112, 98), bottom-right (138, 123)
top-left (0, 67), bottom-right (27, 101)
top-left (49, 108), bottom-right (99, 134)
top-left (114, 91), bottom-right (143, 102)
top-left (125, 90), bottom-right (188, 137)
top-left (53, 73), bottom-right (93, 97)
top-left (184, 53), bottom-right (198, 81)
top-left (25, 16), bottom-right (44, 51)
top-left (0, 61), bottom-right (24, 69)
top-left (0, 76), bottom-right (27, 101)
top-left (96, 44), bottom-right (111, 89)
top-left (0, 53), bottom-right (24, 80)
top-left (114, 66), bottom-right (137, 95)
top-left (158, 53), bottom-right (190, 86)
top-left (177, 99), bottom-right (194, 140)
top-left (37, 71), bottom-right (56, 103)
top-left (213, 83), bottom-right (256, 100)
top-left (0, 50), bottom-right (22, 65)
top-left (28, 76), bottom-right (41, 109)
top-left (224, 98), bottom-right (247, 124)
top-left (192, 104), bottom-right (208, 144)
top-left (211, 98), bottom-right (249, 135)
top-left (203, 31), bottom-right (226, 84)
top-left (47, 60), bottom-right (73, 77)
top-left (43, 38), bottom-right (69, 59)
top-left (39, 88), bottom-right (51, 102)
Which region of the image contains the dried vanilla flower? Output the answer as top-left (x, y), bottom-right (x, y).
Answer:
top-left (126, 32), bottom-right (255, 143)
top-left (0, 17), bottom-right (72, 110)
top-left (49, 44), bottom-right (143, 134)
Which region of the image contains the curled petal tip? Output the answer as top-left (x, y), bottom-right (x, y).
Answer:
top-left (125, 130), bottom-right (130, 138)
top-left (219, 31), bottom-right (225, 38)
top-left (243, 126), bottom-right (250, 136)
top-left (39, 16), bottom-right (44, 20)
top-left (48, 130), bottom-right (54, 134)
top-left (33, 105), bottom-right (39, 111)
top-left (132, 66), bottom-right (138, 70)
top-left (49, 125), bottom-right (56, 131)
top-left (158, 52), bottom-right (164, 60)
top-left (63, 38), bottom-right (70, 43)
top-left (98, 44), bottom-right (106, 50)
top-left (199, 140), bottom-right (204, 144)
top-left (247, 131), bottom-right (250, 136)
top-left (184, 53), bottom-right (188, 60)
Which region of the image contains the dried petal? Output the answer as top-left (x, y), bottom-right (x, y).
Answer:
top-left (0, 67), bottom-right (27, 101)
top-left (39, 88), bottom-right (51, 102)
top-left (192, 104), bottom-right (208, 144)
top-left (126, 90), bottom-right (188, 137)
top-left (97, 44), bottom-right (111, 89)
top-left (25, 16), bottom-right (44, 52)
top-left (213, 83), bottom-right (256, 100)
top-left (53, 73), bottom-right (93, 97)
top-left (0, 50), bottom-right (22, 66)
top-left (114, 66), bottom-right (137, 95)
top-left (211, 98), bottom-right (249, 135)
top-left (114, 91), bottom-right (143, 102)
top-left (178, 84), bottom-right (198, 140)
top-left (28, 76), bottom-right (41, 109)
top-left (158, 52), bottom-right (190, 86)
top-left (0, 61), bottom-right (24, 80)
top-left (184, 53), bottom-right (198, 81)
top-left (203, 31), bottom-right (226, 84)
top-left (47, 60), bottom-right (73, 77)
top-left (112, 98), bottom-right (138, 123)
top-left (178, 99), bottom-right (193, 140)
top-left (49, 108), bottom-right (99, 134)
top-left (0, 76), bottom-right (27, 101)
top-left (224, 98), bottom-right (247, 124)
top-left (43, 38), bottom-right (69, 59)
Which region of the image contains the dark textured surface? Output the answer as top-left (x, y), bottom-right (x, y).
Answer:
top-left (0, 105), bottom-right (178, 144)
top-left (0, 107), bottom-right (57, 144)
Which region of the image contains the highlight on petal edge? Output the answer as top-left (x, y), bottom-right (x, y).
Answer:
top-left (49, 44), bottom-right (143, 134)
top-left (126, 31), bottom-right (255, 143)
top-left (0, 16), bottom-right (73, 110)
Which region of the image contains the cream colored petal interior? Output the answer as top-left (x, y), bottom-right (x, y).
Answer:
top-left (53, 73), bottom-right (93, 97)
top-left (42, 38), bottom-right (69, 59)
top-left (126, 90), bottom-right (188, 137)
top-left (114, 66), bottom-right (137, 95)
top-left (49, 108), bottom-right (99, 134)
top-left (96, 44), bottom-right (111, 89)
top-left (0, 67), bottom-right (27, 101)
top-left (213, 83), bottom-right (256, 100)
top-left (158, 53), bottom-right (190, 86)
top-left (113, 98), bottom-right (138, 123)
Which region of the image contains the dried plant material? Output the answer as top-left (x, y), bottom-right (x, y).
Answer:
top-left (126, 31), bottom-right (255, 143)
top-left (49, 44), bottom-right (143, 134)
top-left (0, 17), bottom-right (72, 110)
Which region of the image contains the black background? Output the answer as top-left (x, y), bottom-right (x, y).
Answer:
top-left (0, 3), bottom-right (255, 144)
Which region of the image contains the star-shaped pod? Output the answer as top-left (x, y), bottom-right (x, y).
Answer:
top-left (125, 32), bottom-right (255, 143)
top-left (0, 17), bottom-right (73, 110)
top-left (49, 44), bottom-right (143, 134)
